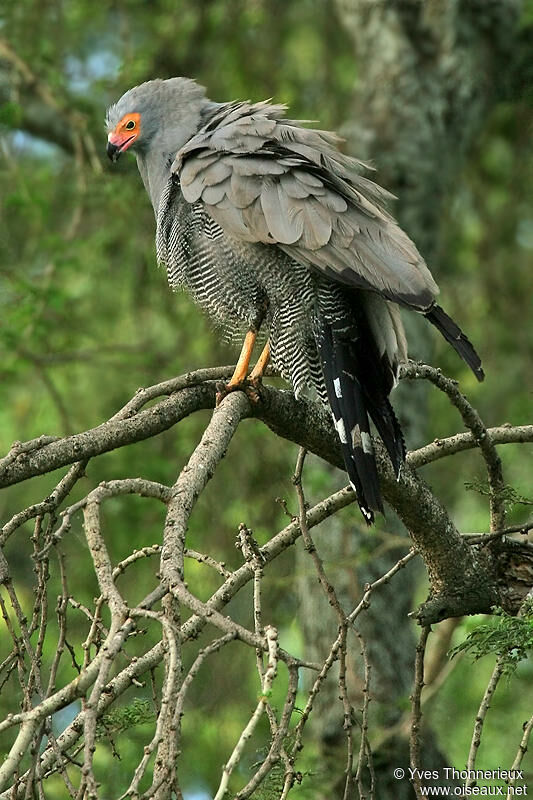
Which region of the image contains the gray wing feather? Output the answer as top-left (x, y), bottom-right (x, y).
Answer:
top-left (280, 173), bottom-right (311, 199)
top-left (229, 171), bottom-right (262, 207)
top-left (180, 152), bottom-right (218, 189)
top-left (172, 101), bottom-right (439, 309)
top-left (212, 196), bottom-right (258, 241)
top-left (240, 198), bottom-right (275, 244)
top-left (231, 156), bottom-right (285, 177)
top-left (299, 201), bottom-right (332, 250)
top-left (202, 181), bottom-right (229, 206)
top-left (200, 160), bottom-right (233, 186)
top-left (260, 182), bottom-right (302, 245)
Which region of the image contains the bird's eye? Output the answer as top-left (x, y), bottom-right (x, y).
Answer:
top-left (125, 119), bottom-right (136, 130)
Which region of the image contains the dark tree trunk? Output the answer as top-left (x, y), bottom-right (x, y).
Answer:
top-left (298, 1), bottom-right (523, 797)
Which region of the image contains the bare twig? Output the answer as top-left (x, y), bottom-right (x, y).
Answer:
top-left (354, 629), bottom-right (373, 800)
top-left (402, 361), bottom-right (506, 531)
top-left (120, 607), bottom-right (182, 800)
top-left (184, 547), bottom-right (232, 578)
top-left (409, 626), bottom-right (431, 800)
top-left (465, 657), bottom-right (505, 787)
top-left (234, 664), bottom-right (299, 800)
top-left (1, 461), bottom-right (87, 546)
top-left (349, 549), bottom-right (418, 623)
top-left (214, 626), bottom-right (280, 800)
top-left (465, 519), bottom-right (533, 545)
top-left (0, 614), bottom-right (136, 791)
top-left (506, 712), bottom-right (533, 798)
top-left (6, 485), bottom-right (352, 795)
top-left (173, 633), bottom-right (236, 727)
top-left (292, 448), bottom-right (357, 797)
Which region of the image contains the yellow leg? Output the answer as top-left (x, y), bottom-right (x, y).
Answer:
top-left (249, 341), bottom-right (270, 382)
top-left (226, 329), bottom-right (257, 388)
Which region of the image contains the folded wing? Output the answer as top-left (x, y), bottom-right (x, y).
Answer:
top-left (174, 100), bottom-right (440, 311)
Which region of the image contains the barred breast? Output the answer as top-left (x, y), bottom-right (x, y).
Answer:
top-left (155, 177), bottom-right (328, 400)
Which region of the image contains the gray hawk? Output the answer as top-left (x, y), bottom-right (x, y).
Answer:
top-left (106, 77), bottom-right (484, 523)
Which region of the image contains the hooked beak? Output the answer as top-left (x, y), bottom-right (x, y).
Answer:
top-left (106, 131), bottom-right (136, 162)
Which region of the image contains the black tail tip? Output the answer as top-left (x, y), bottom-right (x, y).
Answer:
top-left (349, 482), bottom-right (382, 526)
top-left (425, 304), bottom-right (484, 383)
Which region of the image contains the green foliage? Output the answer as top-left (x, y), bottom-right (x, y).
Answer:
top-left (96, 698), bottom-right (156, 740)
top-left (248, 733), bottom-right (306, 800)
top-left (449, 603), bottom-right (533, 676)
top-left (465, 478), bottom-right (533, 511)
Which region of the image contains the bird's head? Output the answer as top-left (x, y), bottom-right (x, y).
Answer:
top-left (106, 78), bottom-right (208, 162)
top-left (106, 110), bottom-right (141, 161)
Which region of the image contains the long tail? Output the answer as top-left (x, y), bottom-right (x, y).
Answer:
top-left (316, 305), bottom-right (405, 524)
top-left (425, 303), bottom-right (484, 382)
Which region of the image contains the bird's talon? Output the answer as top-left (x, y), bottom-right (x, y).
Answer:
top-left (247, 377), bottom-right (264, 403)
top-left (246, 385), bottom-right (261, 404)
top-left (215, 379), bottom-right (262, 406)
top-left (216, 379), bottom-right (245, 406)
top-left (215, 381), bottom-right (232, 406)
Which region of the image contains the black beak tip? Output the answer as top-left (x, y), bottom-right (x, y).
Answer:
top-left (106, 141), bottom-right (121, 162)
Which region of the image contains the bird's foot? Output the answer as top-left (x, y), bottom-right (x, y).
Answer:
top-left (247, 375), bottom-right (265, 402)
top-left (215, 378), bottom-right (263, 407)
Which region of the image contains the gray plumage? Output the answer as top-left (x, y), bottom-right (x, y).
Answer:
top-left (106, 77), bottom-right (483, 522)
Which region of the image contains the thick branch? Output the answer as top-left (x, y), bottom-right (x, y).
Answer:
top-left (409, 425), bottom-right (533, 469)
top-left (0, 386), bottom-right (215, 488)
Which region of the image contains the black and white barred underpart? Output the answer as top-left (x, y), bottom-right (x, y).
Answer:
top-left (156, 176), bottom-right (408, 522)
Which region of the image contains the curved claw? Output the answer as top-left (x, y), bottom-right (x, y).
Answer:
top-left (247, 375), bottom-right (265, 402)
top-left (216, 379), bottom-right (262, 406)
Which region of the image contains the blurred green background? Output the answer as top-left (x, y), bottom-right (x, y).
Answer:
top-left (1, 1), bottom-right (532, 797)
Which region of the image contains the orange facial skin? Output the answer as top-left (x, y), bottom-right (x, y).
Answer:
top-left (107, 113), bottom-right (141, 160)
